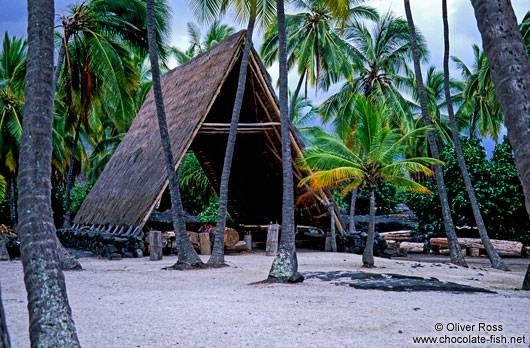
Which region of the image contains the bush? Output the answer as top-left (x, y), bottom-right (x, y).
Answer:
top-left (197, 198), bottom-right (231, 223)
top-left (404, 137), bottom-right (530, 244)
top-left (339, 182), bottom-right (398, 216)
top-left (65, 183), bottom-right (93, 213)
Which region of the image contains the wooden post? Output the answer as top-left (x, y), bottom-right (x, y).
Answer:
top-left (325, 236), bottom-right (332, 252)
top-left (266, 224), bottom-right (279, 256)
top-left (523, 264), bottom-right (530, 290)
top-left (149, 230), bottom-right (163, 261)
top-left (330, 206), bottom-right (337, 252)
top-left (0, 238), bottom-right (9, 261)
top-left (244, 234), bottom-right (252, 251)
top-left (199, 233), bottom-right (211, 255)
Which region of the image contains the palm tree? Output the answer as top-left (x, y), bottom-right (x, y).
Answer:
top-left (190, 0), bottom-right (276, 267)
top-left (17, 0), bottom-right (81, 346)
top-left (171, 20), bottom-right (235, 65)
top-left (0, 281), bottom-right (9, 348)
top-left (451, 46), bottom-right (503, 141)
top-left (268, 0), bottom-right (300, 281)
top-left (0, 32), bottom-right (26, 228)
top-left (260, 0), bottom-right (378, 119)
top-left (299, 96), bottom-right (439, 267)
top-left (470, 1), bottom-right (530, 287)
top-left (147, 0), bottom-right (204, 269)
top-left (404, 0), bottom-right (467, 267)
top-left (441, 0), bottom-right (507, 270)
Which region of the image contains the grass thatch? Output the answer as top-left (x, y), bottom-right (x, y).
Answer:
top-left (74, 31), bottom-right (344, 234)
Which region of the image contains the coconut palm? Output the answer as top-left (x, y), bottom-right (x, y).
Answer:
top-left (171, 20), bottom-right (235, 65)
top-left (147, 0), bottom-right (204, 269)
top-left (260, 0), bottom-right (378, 119)
top-left (189, 0), bottom-right (276, 267)
top-left (299, 96), bottom-right (439, 267)
top-left (0, 32), bottom-right (26, 227)
top-left (404, 0), bottom-right (467, 266)
top-left (451, 46), bottom-right (503, 141)
top-left (17, 0), bottom-right (81, 345)
top-left (267, 0), bottom-right (300, 281)
top-left (0, 280), bottom-right (9, 348)
top-left (441, 0), bottom-right (507, 270)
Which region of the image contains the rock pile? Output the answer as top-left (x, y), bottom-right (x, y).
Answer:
top-left (341, 232), bottom-right (390, 257)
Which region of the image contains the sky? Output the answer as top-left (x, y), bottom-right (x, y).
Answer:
top-left (0, 0), bottom-right (528, 154)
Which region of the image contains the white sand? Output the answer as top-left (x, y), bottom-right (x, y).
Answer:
top-left (2, 251), bottom-right (530, 348)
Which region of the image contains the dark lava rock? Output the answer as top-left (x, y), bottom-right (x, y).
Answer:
top-left (303, 271), bottom-right (495, 293)
top-left (288, 272), bottom-right (305, 283)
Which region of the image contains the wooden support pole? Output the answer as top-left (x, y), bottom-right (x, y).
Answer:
top-left (266, 224), bottom-right (279, 256)
top-left (330, 206), bottom-right (337, 252)
top-left (149, 230), bottom-right (163, 261)
top-left (199, 233), bottom-right (211, 255)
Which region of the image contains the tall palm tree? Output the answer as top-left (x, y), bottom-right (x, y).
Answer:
top-left (441, 0), bottom-right (507, 270)
top-left (404, 0), bottom-right (467, 267)
top-left (190, 0), bottom-right (276, 267)
top-left (147, 0), bottom-right (204, 269)
top-left (260, 0), bottom-right (378, 119)
top-left (0, 32), bottom-right (26, 228)
top-left (470, 1), bottom-right (530, 287)
top-left (299, 96), bottom-right (439, 267)
top-left (171, 20), bottom-right (235, 65)
top-left (17, 0), bottom-right (81, 346)
top-left (451, 46), bottom-right (503, 141)
top-left (267, 0), bottom-right (302, 281)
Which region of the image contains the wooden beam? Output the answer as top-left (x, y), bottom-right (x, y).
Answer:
top-left (201, 122), bottom-right (280, 127)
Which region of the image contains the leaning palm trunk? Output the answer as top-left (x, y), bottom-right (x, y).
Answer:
top-left (146, 0), bottom-right (203, 268)
top-left (268, 0), bottom-right (300, 282)
top-left (348, 187), bottom-right (358, 234)
top-left (208, 19), bottom-right (256, 266)
top-left (0, 282), bottom-right (9, 348)
top-left (470, 0), bottom-right (530, 288)
top-left (442, 0), bottom-right (507, 270)
top-left (404, 0), bottom-right (467, 267)
top-left (362, 186), bottom-right (376, 267)
top-left (8, 178), bottom-right (15, 227)
top-left (17, 0), bottom-right (81, 346)
top-left (289, 68), bottom-right (307, 121)
top-left (63, 115), bottom-right (82, 229)
top-left (53, 33), bottom-right (69, 92)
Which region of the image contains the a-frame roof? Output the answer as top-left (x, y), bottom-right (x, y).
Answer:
top-left (74, 31), bottom-right (343, 233)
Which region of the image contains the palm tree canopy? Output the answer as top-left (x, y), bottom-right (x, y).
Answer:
top-left (299, 96), bottom-right (440, 195)
top-left (189, 0), bottom-right (276, 29)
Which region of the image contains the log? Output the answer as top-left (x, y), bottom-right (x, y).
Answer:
top-left (149, 231), bottom-right (163, 261)
top-left (524, 246), bottom-right (530, 258)
top-left (199, 233), bottom-right (211, 255)
top-left (380, 231), bottom-right (412, 242)
top-left (469, 248), bottom-right (480, 257)
top-left (399, 242), bottom-right (425, 253)
top-left (266, 224), bottom-right (279, 256)
top-left (244, 234), bottom-right (252, 251)
top-left (430, 238), bottom-right (523, 257)
top-left (224, 228), bottom-right (239, 248)
top-left (225, 241), bottom-right (248, 254)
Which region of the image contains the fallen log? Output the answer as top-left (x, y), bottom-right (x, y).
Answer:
top-left (187, 231), bottom-right (200, 248)
top-left (224, 228), bottom-right (239, 248)
top-left (430, 238), bottom-right (523, 257)
top-left (399, 242), bottom-right (425, 253)
top-left (225, 241), bottom-right (248, 254)
top-left (380, 231), bottom-right (412, 242)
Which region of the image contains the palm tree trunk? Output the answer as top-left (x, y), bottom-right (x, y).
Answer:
top-left (362, 186), bottom-right (376, 267)
top-left (17, 1), bottom-right (81, 346)
top-left (289, 68), bottom-right (306, 121)
top-left (470, 1), bottom-right (530, 218)
top-left (404, 0), bottom-right (467, 267)
top-left (52, 33), bottom-right (68, 93)
top-left (8, 178), bottom-right (15, 227)
top-left (523, 264), bottom-right (530, 290)
top-left (63, 115), bottom-right (82, 229)
top-left (442, 0), bottom-right (507, 270)
top-left (208, 18), bottom-right (256, 267)
top-left (348, 187), bottom-right (358, 234)
top-left (147, 0), bottom-right (203, 268)
top-left (268, 0), bottom-right (300, 282)
top-left (0, 282), bottom-right (9, 348)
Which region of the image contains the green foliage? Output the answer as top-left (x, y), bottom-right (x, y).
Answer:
top-left (64, 183), bottom-right (93, 214)
top-left (197, 198), bottom-right (231, 223)
top-left (405, 137), bottom-right (530, 244)
top-left (355, 183), bottom-right (398, 215)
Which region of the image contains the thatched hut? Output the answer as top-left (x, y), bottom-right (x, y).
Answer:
top-left (73, 31), bottom-right (344, 236)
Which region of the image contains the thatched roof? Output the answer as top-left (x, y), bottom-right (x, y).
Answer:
top-left (74, 31), bottom-right (344, 233)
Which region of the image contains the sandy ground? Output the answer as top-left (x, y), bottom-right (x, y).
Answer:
top-left (1, 250), bottom-right (530, 348)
